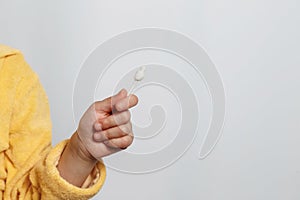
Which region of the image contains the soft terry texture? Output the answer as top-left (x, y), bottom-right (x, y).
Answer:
top-left (0, 45), bottom-right (106, 200)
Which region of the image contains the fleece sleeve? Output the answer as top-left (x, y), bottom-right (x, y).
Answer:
top-left (4, 53), bottom-right (106, 200)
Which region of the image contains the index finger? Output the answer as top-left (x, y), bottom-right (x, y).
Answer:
top-left (95, 89), bottom-right (127, 112)
top-left (114, 94), bottom-right (138, 112)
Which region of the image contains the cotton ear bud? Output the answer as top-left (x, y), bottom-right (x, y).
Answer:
top-left (134, 66), bottom-right (146, 81)
top-left (128, 66), bottom-right (146, 94)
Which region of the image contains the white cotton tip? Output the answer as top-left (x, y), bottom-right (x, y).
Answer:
top-left (134, 66), bottom-right (146, 81)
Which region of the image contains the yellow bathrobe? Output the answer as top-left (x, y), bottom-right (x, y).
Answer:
top-left (0, 45), bottom-right (106, 200)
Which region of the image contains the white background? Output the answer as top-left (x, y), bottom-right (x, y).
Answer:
top-left (1, 0), bottom-right (300, 199)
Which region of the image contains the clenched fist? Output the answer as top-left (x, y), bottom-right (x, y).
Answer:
top-left (77, 89), bottom-right (138, 160)
top-left (57, 89), bottom-right (138, 186)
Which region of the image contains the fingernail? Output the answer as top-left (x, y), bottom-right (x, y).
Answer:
top-left (120, 88), bottom-right (128, 96)
top-left (94, 133), bottom-right (102, 141)
top-left (94, 123), bottom-right (102, 131)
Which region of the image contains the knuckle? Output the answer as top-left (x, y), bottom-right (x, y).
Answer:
top-left (121, 111), bottom-right (131, 122)
top-left (117, 112), bottom-right (128, 125)
top-left (127, 122), bottom-right (132, 130)
top-left (102, 130), bottom-right (109, 140)
top-left (117, 116), bottom-right (123, 125)
top-left (120, 136), bottom-right (133, 148)
top-left (126, 111), bottom-right (131, 120)
top-left (120, 124), bottom-right (131, 134)
top-left (124, 135), bottom-right (134, 146)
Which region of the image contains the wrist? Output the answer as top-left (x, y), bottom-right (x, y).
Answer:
top-left (69, 131), bottom-right (98, 165)
top-left (57, 132), bottom-right (98, 187)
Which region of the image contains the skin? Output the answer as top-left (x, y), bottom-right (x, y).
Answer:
top-left (57, 89), bottom-right (138, 187)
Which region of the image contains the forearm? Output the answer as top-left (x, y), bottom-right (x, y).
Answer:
top-left (57, 132), bottom-right (98, 187)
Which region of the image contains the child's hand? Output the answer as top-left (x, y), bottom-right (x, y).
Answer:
top-left (76, 89), bottom-right (138, 161)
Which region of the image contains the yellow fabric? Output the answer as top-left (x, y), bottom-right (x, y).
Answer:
top-left (0, 45), bottom-right (106, 200)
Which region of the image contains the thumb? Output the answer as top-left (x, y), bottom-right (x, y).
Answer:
top-left (95, 89), bottom-right (127, 112)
